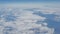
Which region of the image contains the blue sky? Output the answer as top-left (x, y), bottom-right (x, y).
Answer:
top-left (0, 0), bottom-right (60, 4)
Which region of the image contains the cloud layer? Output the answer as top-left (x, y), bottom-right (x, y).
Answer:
top-left (0, 6), bottom-right (55, 34)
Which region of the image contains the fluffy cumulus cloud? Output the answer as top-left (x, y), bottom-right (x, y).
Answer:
top-left (0, 6), bottom-right (55, 34)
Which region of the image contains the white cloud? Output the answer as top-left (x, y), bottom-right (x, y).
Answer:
top-left (30, 6), bottom-right (60, 22)
top-left (0, 5), bottom-right (55, 34)
top-left (14, 8), bottom-right (54, 34)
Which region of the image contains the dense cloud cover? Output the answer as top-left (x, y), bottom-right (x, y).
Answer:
top-left (0, 6), bottom-right (56, 34)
